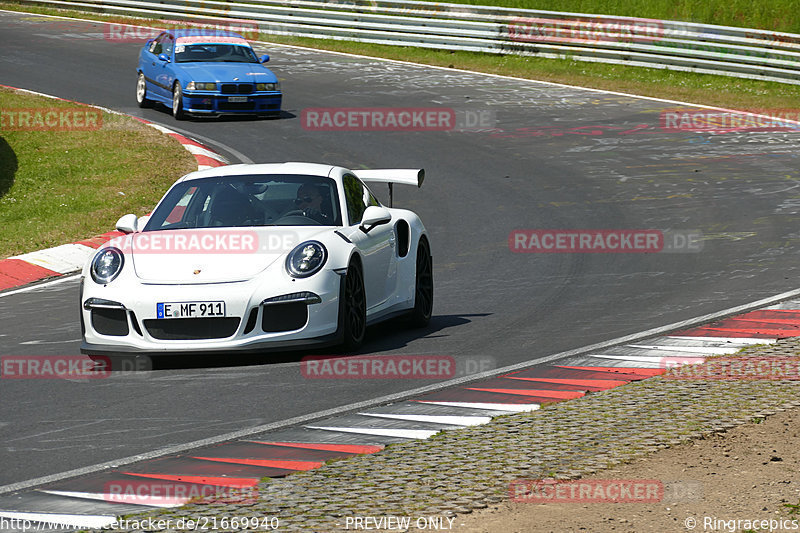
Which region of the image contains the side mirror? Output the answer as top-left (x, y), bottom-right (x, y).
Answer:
top-left (158, 53), bottom-right (170, 62)
top-left (116, 214), bottom-right (139, 234)
top-left (359, 206), bottom-right (391, 233)
top-left (260, 54), bottom-right (270, 63)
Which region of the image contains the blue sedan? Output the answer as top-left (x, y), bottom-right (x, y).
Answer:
top-left (136, 29), bottom-right (282, 119)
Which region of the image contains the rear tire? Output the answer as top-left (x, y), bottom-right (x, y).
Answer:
top-left (136, 72), bottom-right (152, 108)
top-left (172, 82), bottom-right (185, 120)
top-left (408, 237), bottom-right (433, 328)
top-left (340, 259), bottom-right (366, 351)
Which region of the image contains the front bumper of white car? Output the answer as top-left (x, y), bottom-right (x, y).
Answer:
top-left (79, 270), bottom-right (343, 355)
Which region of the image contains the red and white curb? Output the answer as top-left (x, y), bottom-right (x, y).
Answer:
top-left (0, 85), bottom-right (228, 292)
top-left (2, 300), bottom-right (800, 529)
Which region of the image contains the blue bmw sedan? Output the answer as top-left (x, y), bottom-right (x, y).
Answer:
top-left (136, 29), bottom-right (282, 119)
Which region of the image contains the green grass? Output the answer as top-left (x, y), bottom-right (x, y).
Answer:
top-left (0, 88), bottom-right (196, 258)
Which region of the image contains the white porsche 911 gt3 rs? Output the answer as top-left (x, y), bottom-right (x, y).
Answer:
top-left (79, 162), bottom-right (433, 355)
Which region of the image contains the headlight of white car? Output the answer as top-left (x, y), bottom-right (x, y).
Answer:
top-left (286, 241), bottom-right (327, 278)
top-left (91, 247), bottom-right (124, 284)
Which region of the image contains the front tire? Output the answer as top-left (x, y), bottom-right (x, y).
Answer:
top-left (172, 82), bottom-right (185, 120)
top-left (340, 259), bottom-right (366, 351)
top-left (408, 237), bottom-right (433, 328)
top-left (136, 72), bottom-right (152, 108)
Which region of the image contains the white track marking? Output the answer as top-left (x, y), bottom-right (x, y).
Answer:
top-left (305, 426), bottom-right (438, 439)
top-left (627, 344), bottom-right (740, 354)
top-left (666, 336), bottom-right (776, 344)
top-left (141, 122), bottom-right (250, 165)
top-left (0, 274), bottom-right (81, 298)
top-left (10, 244), bottom-right (95, 274)
top-left (416, 401), bottom-right (539, 412)
top-left (590, 355), bottom-right (703, 364)
top-left (40, 490), bottom-right (183, 508)
top-left (182, 144), bottom-right (227, 162)
top-left (357, 413), bottom-right (491, 426)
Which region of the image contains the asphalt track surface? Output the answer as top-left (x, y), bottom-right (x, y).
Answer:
top-left (2, 11), bottom-right (800, 488)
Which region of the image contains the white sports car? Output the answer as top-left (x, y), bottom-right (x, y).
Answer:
top-left (79, 162), bottom-right (433, 355)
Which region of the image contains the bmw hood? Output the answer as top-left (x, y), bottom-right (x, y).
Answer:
top-left (177, 63), bottom-right (278, 84)
top-left (126, 227), bottom-right (329, 284)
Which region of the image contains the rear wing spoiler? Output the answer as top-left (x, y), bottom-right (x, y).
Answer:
top-left (355, 169), bottom-right (424, 207)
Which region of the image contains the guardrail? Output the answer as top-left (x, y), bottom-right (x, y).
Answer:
top-left (21, 0), bottom-right (800, 85)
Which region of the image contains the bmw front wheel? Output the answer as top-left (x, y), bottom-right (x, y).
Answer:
top-left (172, 82), bottom-right (185, 120)
top-left (136, 72), bottom-right (152, 108)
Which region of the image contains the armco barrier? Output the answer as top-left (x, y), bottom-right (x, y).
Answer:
top-left (18, 0), bottom-right (800, 85)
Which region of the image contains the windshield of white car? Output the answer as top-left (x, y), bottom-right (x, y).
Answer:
top-left (144, 175), bottom-right (343, 230)
top-left (175, 44), bottom-right (259, 63)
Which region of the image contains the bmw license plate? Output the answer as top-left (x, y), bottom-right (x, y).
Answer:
top-left (157, 301), bottom-right (226, 319)
top-left (227, 96), bottom-right (248, 103)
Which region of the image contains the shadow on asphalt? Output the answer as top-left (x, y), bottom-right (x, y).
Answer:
top-left (0, 137), bottom-right (17, 199)
top-left (96, 313), bottom-right (487, 372)
top-left (151, 104), bottom-right (296, 123)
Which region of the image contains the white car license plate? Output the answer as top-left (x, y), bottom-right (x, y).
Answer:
top-left (227, 96), bottom-right (248, 103)
top-left (157, 301), bottom-right (226, 319)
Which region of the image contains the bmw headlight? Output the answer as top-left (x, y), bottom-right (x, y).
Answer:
top-left (91, 247), bottom-right (124, 284)
top-left (256, 82), bottom-right (279, 91)
top-left (186, 82), bottom-right (216, 91)
top-left (286, 241), bottom-right (327, 278)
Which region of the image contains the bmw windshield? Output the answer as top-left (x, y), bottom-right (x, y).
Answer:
top-left (175, 44), bottom-right (260, 63)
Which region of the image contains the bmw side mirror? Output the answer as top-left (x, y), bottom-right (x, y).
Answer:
top-left (116, 214), bottom-right (139, 234)
top-left (158, 53), bottom-right (170, 63)
top-left (359, 206), bottom-right (391, 233)
top-left (260, 54), bottom-right (270, 63)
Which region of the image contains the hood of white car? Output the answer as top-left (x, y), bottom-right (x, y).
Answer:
top-left (128, 227), bottom-right (330, 284)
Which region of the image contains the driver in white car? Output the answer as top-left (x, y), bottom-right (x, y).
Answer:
top-left (294, 184), bottom-right (332, 224)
